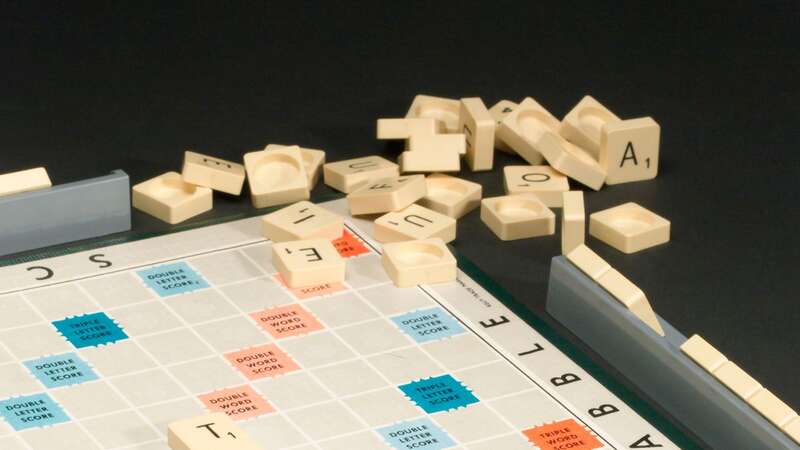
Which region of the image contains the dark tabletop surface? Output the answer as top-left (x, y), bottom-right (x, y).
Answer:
top-left (2, 3), bottom-right (798, 444)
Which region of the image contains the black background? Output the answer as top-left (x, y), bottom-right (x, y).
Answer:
top-left (2, 2), bottom-right (799, 443)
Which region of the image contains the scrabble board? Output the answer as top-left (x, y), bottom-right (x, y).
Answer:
top-left (0, 199), bottom-right (693, 450)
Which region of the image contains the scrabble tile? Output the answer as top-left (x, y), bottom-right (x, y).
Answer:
top-left (244, 145), bottom-right (309, 208)
top-left (783, 416), bottom-right (800, 444)
top-left (561, 191), bottom-right (585, 254)
top-left (480, 194), bottom-right (555, 241)
top-left (503, 165), bottom-right (569, 207)
top-left (596, 268), bottom-right (664, 336)
top-left (496, 97), bottom-right (560, 165)
top-left (589, 202), bottom-right (670, 254)
top-left (399, 149), bottom-right (461, 173)
top-left (323, 156), bottom-right (399, 193)
top-left (377, 118), bottom-right (441, 139)
top-left (600, 117), bottom-right (660, 185)
top-left (0, 167), bottom-right (51, 197)
top-left (408, 133), bottom-right (466, 155)
top-left (559, 95), bottom-right (621, 158)
top-left (406, 94), bottom-right (461, 133)
top-left (712, 361), bottom-right (762, 399)
top-left (132, 172), bottom-right (212, 224)
top-left (381, 238), bottom-right (457, 288)
top-left (374, 204), bottom-right (456, 243)
top-left (748, 389), bottom-right (798, 428)
top-left (680, 334), bottom-right (728, 373)
top-left (458, 97), bottom-right (495, 171)
top-left (168, 412), bottom-right (262, 450)
top-left (488, 100), bottom-right (518, 153)
top-left (418, 173), bottom-right (481, 219)
top-left (181, 151), bottom-right (246, 195)
top-left (300, 147), bottom-right (325, 188)
top-left (261, 201), bottom-right (344, 243)
top-left (536, 131), bottom-right (606, 191)
top-left (565, 244), bottom-right (611, 280)
top-left (272, 239), bottom-right (345, 288)
top-left (347, 175), bottom-right (427, 215)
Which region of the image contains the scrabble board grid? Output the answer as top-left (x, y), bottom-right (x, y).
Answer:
top-left (0, 199), bottom-right (695, 450)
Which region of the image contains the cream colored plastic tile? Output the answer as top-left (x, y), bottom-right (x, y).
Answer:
top-left (261, 200), bottom-right (344, 243)
top-left (418, 173), bottom-right (482, 219)
top-left (589, 202), bottom-right (670, 254)
top-left (712, 361), bottom-right (763, 400)
top-left (407, 133), bottom-right (466, 155)
top-left (377, 118), bottom-right (441, 139)
top-left (399, 149), bottom-right (461, 173)
top-left (480, 194), bottom-right (555, 241)
top-left (748, 389), bottom-right (798, 428)
top-left (272, 238), bottom-right (346, 288)
top-left (458, 97), bottom-right (495, 171)
top-left (132, 172), bottom-right (213, 225)
top-left (244, 145), bottom-right (309, 208)
top-left (374, 204), bottom-right (456, 243)
top-left (181, 151), bottom-right (246, 195)
top-left (496, 97), bottom-right (560, 165)
top-left (561, 191), bottom-right (585, 254)
top-left (168, 412), bottom-right (262, 450)
top-left (559, 96), bottom-right (621, 158)
top-left (0, 167), bottom-right (51, 197)
top-left (347, 175), bottom-right (427, 215)
top-left (381, 238), bottom-right (457, 288)
top-left (536, 131), bottom-right (606, 191)
top-left (406, 94), bottom-right (461, 133)
top-left (783, 416), bottom-right (800, 444)
top-left (323, 155), bottom-right (399, 193)
top-left (596, 268), bottom-right (665, 336)
top-left (565, 244), bottom-right (611, 280)
top-left (680, 334), bottom-right (728, 373)
top-left (503, 165), bottom-right (569, 207)
top-left (488, 100), bottom-right (518, 153)
top-left (600, 117), bottom-right (660, 185)
top-left (300, 147), bottom-right (325, 188)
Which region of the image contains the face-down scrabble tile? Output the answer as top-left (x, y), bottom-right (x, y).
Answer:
top-left (377, 118), bottom-right (442, 140)
top-left (458, 97), bottom-right (495, 171)
top-left (680, 334), bottom-right (728, 373)
top-left (565, 244), bottom-right (611, 280)
top-left (480, 194), bottom-right (555, 241)
top-left (783, 417), bottom-right (800, 444)
top-left (374, 204), bottom-right (456, 243)
top-left (712, 361), bottom-right (763, 400)
top-left (0, 167), bottom-right (52, 197)
top-left (272, 239), bottom-right (346, 288)
top-left (132, 172), bottom-right (213, 224)
top-left (323, 155), bottom-right (399, 193)
top-left (496, 97), bottom-right (561, 165)
top-left (181, 151), bottom-right (246, 195)
top-left (600, 117), bottom-right (660, 185)
top-left (399, 139), bottom-right (462, 173)
top-left (559, 95), bottom-right (621, 159)
top-left (503, 165), bottom-right (569, 207)
top-left (589, 202), bottom-right (670, 254)
top-left (407, 132), bottom-right (466, 155)
top-left (488, 100), bottom-right (518, 154)
top-left (244, 145), bottom-right (309, 208)
top-left (405, 94), bottom-right (462, 133)
top-left (561, 191), bottom-right (585, 254)
top-left (418, 173), bottom-right (482, 219)
top-left (748, 389), bottom-right (798, 429)
top-left (381, 238), bottom-right (457, 288)
top-left (535, 131), bottom-right (606, 191)
top-left (261, 200), bottom-right (344, 243)
top-left (168, 412), bottom-right (263, 450)
top-left (347, 175), bottom-right (427, 215)
top-left (595, 267), bottom-right (665, 336)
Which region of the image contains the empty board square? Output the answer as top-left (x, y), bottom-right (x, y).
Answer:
top-left (240, 244), bottom-right (276, 273)
top-left (194, 316), bottom-right (270, 352)
top-left (0, 393), bottom-right (69, 431)
top-left (1, 323), bottom-right (72, 359)
top-left (312, 359), bottom-right (387, 396)
top-left (278, 331), bottom-right (355, 368)
top-left (360, 284), bottom-right (435, 316)
top-left (336, 319), bottom-right (411, 354)
top-left (345, 254), bottom-right (392, 288)
top-left (0, 346), bottom-right (10, 364)
top-left (79, 340), bottom-right (156, 376)
top-left (80, 410), bottom-right (159, 448)
top-left (0, 294), bottom-right (41, 329)
top-left (136, 262), bottom-right (210, 298)
top-left (286, 401), bottom-right (363, 441)
top-left (108, 301), bottom-right (182, 336)
top-left (139, 397), bottom-right (205, 433)
top-left (50, 380), bottom-right (128, 418)
top-left (0, 363), bottom-right (43, 398)
top-left (239, 414), bottom-right (308, 449)
top-left (220, 277), bottom-right (293, 312)
top-left (20, 423), bottom-right (100, 450)
top-left (391, 307), bottom-right (466, 343)
top-left (489, 389), bottom-right (568, 429)
top-left (52, 312), bottom-right (128, 349)
top-left (111, 368), bottom-right (184, 407)
top-left (0, 436), bottom-right (27, 450)
top-left (399, 374), bottom-right (479, 414)
top-left (225, 344), bottom-right (301, 380)
top-left (198, 385), bottom-right (274, 420)
top-left (303, 293), bottom-right (379, 328)
top-left (252, 371), bottom-right (331, 410)
top-left (251, 304), bottom-right (324, 339)
top-left (423, 334), bottom-right (501, 371)
top-left (167, 289), bottom-right (238, 324)
top-left (467, 433), bottom-right (541, 450)
top-left (189, 250), bottom-right (263, 285)
top-left (138, 328), bottom-right (213, 365)
top-left (81, 272), bottom-right (154, 309)
top-left (23, 352), bottom-right (98, 388)
top-left (368, 346), bottom-right (440, 384)
top-left (378, 418), bottom-right (456, 450)
top-left (344, 387), bottom-right (422, 427)
top-left (454, 361), bottom-right (533, 399)
top-left (169, 356), bottom-right (245, 394)
top-left (24, 285), bottom-right (96, 321)
top-left (435, 403), bottom-right (510, 443)
top-left (322, 431), bottom-right (392, 450)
